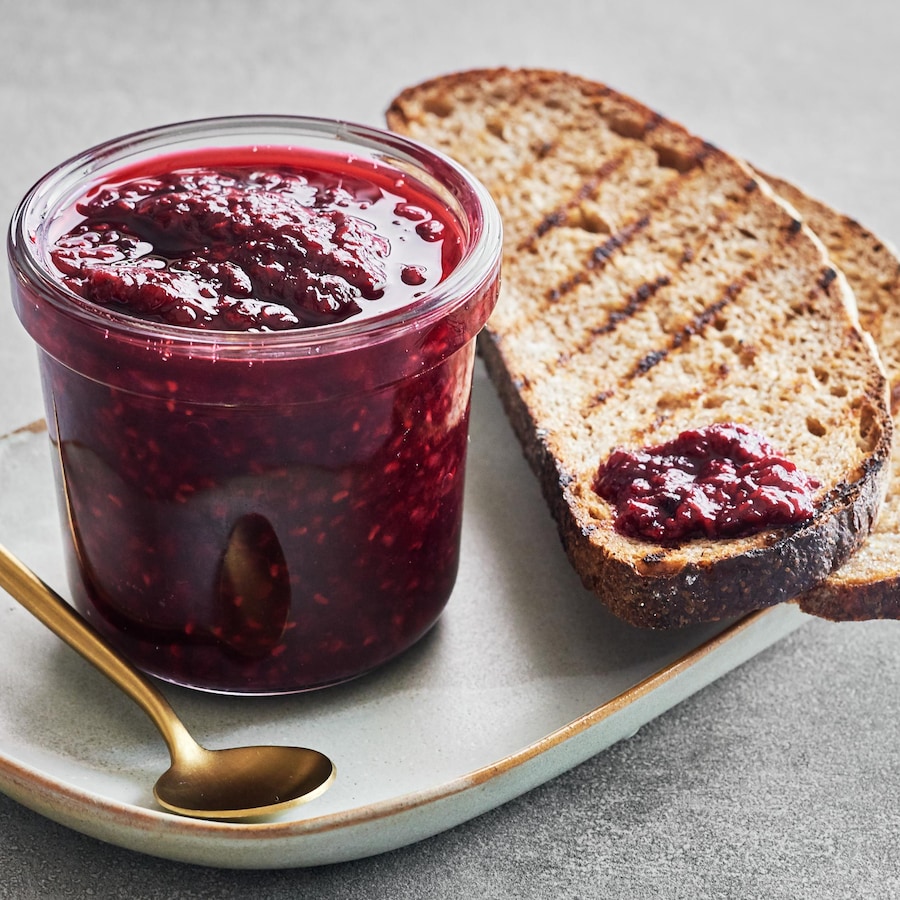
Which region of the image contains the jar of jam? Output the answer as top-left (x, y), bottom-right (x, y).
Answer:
top-left (7, 115), bottom-right (502, 694)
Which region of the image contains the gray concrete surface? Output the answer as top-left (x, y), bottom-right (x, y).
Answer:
top-left (2, 1), bottom-right (900, 896)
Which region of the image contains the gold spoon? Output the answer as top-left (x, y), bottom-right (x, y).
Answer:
top-left (0, 543), bottom-right (336, 820)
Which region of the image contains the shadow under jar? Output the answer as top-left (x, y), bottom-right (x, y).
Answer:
top-left (7, 115), bottom-right (502, 694)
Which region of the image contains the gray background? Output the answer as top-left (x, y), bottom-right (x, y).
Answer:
top-left (2, 1), bottom-right (899, 897)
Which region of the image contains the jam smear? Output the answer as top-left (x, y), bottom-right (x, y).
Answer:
top-left (594, 422), bottom-right (821, 542)
top-left (49, 154), bottom-right (461, 331)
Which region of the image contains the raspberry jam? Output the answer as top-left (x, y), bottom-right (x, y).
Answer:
top-left (594, 423), bottom-right (820, 542)
top-left (48, 153), bottom-right (460, 331)
top-left (8, 117), bottom-right (502, 694)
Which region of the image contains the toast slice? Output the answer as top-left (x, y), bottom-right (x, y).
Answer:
top-left (761, 175), bottom-right (900, 620)
top-left (387, 68), bottom-right (892, 628)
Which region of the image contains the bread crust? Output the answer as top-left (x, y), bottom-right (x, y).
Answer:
top-left (388, 68), bottom-right (893, 628)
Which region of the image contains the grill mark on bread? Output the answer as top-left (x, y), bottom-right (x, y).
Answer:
top-left (584, 389), bottom-right (616, 411)
top-left (590, 275), bottom-right (672, 338)
top-left (557, 274), bottom-right (673, 376)
top-left (576, 280), bottom-right (745, 416)
top-left (518, 152), bottom-right (629, 252)
top-left (553, 180), bottom-right (762, 380)
top-left (628, 281), bottom-right (744, 378)
top-left (560, 200), bottom-right (746, 364)
top-left (574, 221), bottom-right (807, 416)
top-left (486, 118), bottom-right (721, 338)
top-left (547, 215), bottom-right (652, 303)
top-left (537, 162), bottom-right (719, 318)
top-left (507, 131), bottom-right (709, 315)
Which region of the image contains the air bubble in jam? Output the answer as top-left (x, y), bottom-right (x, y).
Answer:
top-left (401, 265), bottom-right (427, 286)
top-left (416, 220), bottom-right (446, 242)
top-left (594, 422), bottom-right (821, 542)
top-left (394, 202), bottom-right (429, 221)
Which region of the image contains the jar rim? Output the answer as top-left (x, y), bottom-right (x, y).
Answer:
top-left (7, 114), bottom-right (502, 360)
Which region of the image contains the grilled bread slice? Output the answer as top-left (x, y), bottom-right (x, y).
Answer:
top-left (761, 175), bottom-right (900, 621)
top-left (387, 68), bottom-right (892, 628)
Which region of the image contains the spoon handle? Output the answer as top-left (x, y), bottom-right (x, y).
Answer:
top-left (0, 543), bottom-right (194, 755)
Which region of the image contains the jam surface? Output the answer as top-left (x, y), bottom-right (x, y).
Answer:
top-left (48, 149), bottom-right (461, 330)
top-left (594, 423), bottom-right (821, 542)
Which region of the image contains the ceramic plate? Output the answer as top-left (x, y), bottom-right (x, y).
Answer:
top-left (0, 363), bottom-right (807, 869)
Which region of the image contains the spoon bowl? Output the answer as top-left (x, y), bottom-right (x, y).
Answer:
top-left (0, 543), bottom-right (336, 820)
top-left (155, 743), bottom-right (335, 820)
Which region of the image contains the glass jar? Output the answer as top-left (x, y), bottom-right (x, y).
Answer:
top-left (7, 115), bottom-right (502, 694)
